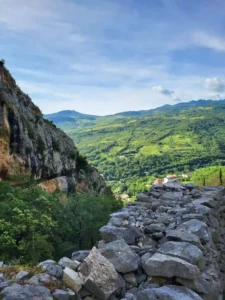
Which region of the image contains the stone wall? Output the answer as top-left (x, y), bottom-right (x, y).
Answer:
top-left (97, 182), bottom-right (225, 300)
top-left (1, 182), bottom-right (225, 300)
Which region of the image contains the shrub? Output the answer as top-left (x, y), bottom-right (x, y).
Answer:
top-left (0, 181), bottom-right (121, 265)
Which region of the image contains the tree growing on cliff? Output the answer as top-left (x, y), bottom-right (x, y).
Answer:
top-left (0, 58), bottom-right (5, 65)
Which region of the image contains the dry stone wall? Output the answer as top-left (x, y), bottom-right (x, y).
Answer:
top-left (98, 182), bottom-right (225, 300)
top-left (1, 182), bottom-right (225, 300)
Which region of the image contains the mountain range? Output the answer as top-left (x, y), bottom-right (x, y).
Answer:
top-left (45, 99), bottom-right (225, 193)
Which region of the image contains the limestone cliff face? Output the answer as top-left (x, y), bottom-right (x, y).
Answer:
top-left (0, 66), bottom-right (106, 194)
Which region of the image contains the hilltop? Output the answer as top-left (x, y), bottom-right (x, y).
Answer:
top-left (45, 100), bottom-right (225, 194)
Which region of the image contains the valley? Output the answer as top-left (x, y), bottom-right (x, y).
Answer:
top-left (45, 100), bottom-right (225, 196)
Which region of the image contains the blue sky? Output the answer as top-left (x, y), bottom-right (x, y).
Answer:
top-left (1, 0), bottom-right (225, 115)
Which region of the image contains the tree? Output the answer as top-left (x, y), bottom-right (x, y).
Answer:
top-left (219, 168), bottom-right (223, 186)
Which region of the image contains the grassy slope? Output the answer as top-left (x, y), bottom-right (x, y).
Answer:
top-left (47, 101), bottom-right (225, 193)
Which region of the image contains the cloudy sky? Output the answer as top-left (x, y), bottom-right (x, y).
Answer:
top-left (1, 0), bottom-right (225, 115)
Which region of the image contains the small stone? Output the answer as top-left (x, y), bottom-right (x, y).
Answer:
top-left (123, 273), bottom-right (137, 287)
top-left (15, 271), bottom-right (29, 281)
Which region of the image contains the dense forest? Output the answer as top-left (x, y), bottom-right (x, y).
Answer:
top-left (0, 181), bottom-right (122, 265)
top-left (46, 100), bottom-right (225, 194)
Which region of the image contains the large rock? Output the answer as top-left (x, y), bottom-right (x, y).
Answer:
top-left (100, 239), bottom-right (139, 273)
top-left (177, 219), bottom-right (209, 243)
top-left (71, 251), bottom-right (90, 262)
top-left (100, 225), bottom-right (141, 244)
top-left (58, 257), bottom-right (80, 271)
top-left (1, 284), bottom-right (53, 299)
top-left (143, 253), bottom-right (200, 279)
top-left (63, 267), bottom-right (83, 292)
top-left (166, 229), bottom-right (202, 248)
top-left (158, 241), bottom-right (204, 268)
top-left (38, 259), bottom-right (56, 268)
top-left (52, 289), bottom-right (71, 300)
top-left (136, 285), bottom-right (204, 300)
top-left (80, 247), bottom-right (118, 300)
top-left (176, 265), bottom-right (221, 300)
top-left (45, 264), bottom-right (63, 279)
top-left (15, 271), bottom-right (29, 281)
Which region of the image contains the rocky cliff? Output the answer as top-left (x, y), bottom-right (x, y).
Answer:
top-left (0, 65), bottom-right (106, 194)
top-left (1, 182), bottom-right (225, 299)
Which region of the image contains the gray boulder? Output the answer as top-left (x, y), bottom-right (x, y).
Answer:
top-left (52, 289), bottom-right (70, 300)
top-left (27, 273), bottom-right (59, 285)
top-left (158, 241), bottom-right (204, 268)
top-left (58, 257), bottom-right (80, 271)
top-left (144, 223), bottom-right (166, 234)
top-left (136, 285), bottom-right (204, 300)
top-left (38, 259), bottom-right (56, 269)
top-left (80, 247), bottom-right (118, 300)
top-left (63, 267), bottom-right (83, 293)
top-left (177, 219), bottom-right (210, 243)
top-left (166, 229), bottom-right (202, 248)
top-left (71, 251), bottom-right (90, 262)
top-left (136, 193), bottom-right (151, 202)
top-left (1, 284), bottom-right (53, 299)
top-left (15, 271), bottom-right (29, 281)
top-left (110, 211), bottom-right (130, 219)
top-left (100, 239), bottom-right (139, 273)
top-left (100, 225), bottom-right (141, 244)
top-left (143, 253), bottom-right (200, 279)
top-left (45, 264), bottom-right (63, 279)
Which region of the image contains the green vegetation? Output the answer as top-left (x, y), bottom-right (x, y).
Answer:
top-left (0, 181), bottom-right (122, 265)
top-left (190, 166), bottom-right (225, 186)
top-left (49, 100), bottom-right (225, 194)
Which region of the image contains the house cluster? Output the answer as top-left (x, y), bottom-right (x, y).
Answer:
top-left (153, 173), bottom-right (190, 185)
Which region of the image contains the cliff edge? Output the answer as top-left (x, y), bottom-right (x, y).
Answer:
top-left (0, 64), bottom-right (106, 195)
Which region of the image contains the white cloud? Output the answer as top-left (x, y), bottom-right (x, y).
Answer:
top-left (152, 85), bottom-right (174, 97)
top-left (206, 94), bottom-right (224, 100)
top-left (205, 77), bottom-right (225, 92)
top-left (192, 31), bottom-right (225, 52)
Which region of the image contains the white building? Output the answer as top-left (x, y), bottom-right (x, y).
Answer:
top-left (163, 174), bottom-right (179, 183)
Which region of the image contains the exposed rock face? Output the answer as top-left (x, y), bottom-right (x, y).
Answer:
top-left (0, 67), bottom-right (106, 194)
top-left (2, 183), bottom-right (225, 299)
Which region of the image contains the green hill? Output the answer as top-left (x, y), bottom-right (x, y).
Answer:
top-left (45, 100), bottom-right (225, 193)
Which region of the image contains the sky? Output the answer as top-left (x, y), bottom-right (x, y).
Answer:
top-left (1, 0), bottom-right (225, 115)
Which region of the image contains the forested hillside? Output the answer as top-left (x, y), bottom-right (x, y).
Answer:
top-left (46, 100), bottom-right (225, 193)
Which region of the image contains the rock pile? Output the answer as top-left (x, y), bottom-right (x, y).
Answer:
top-left (1, 182), bottom-right (225, 299)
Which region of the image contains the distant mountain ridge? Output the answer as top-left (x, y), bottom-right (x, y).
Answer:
top-left (44, 110), bottom-right (97, 123)
top-left (46, 98), bottom-right (225, 195)
top-left (44, 99), bottom-right (225, 122)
